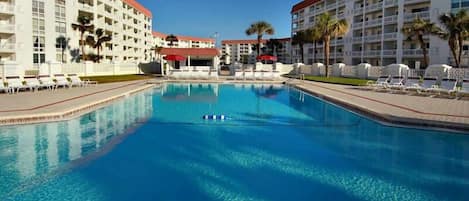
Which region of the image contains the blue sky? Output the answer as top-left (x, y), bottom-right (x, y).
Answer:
top-left (139, 0), bottom-right (299, 40)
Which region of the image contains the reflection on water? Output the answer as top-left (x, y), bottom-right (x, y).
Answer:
top-left (0, 91), bottom-right (153, 196)
top-left (161, 83), bottom-right (219, 103)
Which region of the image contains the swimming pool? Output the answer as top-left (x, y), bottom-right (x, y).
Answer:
top-left (0, 83), bottom-right (468, 201)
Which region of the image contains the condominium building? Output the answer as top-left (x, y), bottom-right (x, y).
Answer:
top-left (0, 0), bottom-right (153, 69)
top-left (152, 31), bottom-right (215, 48)
top-left (221, 38), bottom-right (292, 64)
top-left (291, 0), bottom-right (451, 68)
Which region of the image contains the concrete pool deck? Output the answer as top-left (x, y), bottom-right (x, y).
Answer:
top-left (0, 78), bottom-right (468, 131)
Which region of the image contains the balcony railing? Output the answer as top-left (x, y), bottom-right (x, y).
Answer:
top-left (364, 34), bottom-right (381, 42)
top-left (382, 49), bottom-right (397, 56)
top-left (364, 18), bottom-right (382, 27)
top-left (384, 0), bottom-right (398, 7)
top-left (326, 2), bottom-right (337, 10)
top-left (0, 24), bottom-right (15, 33)
top-left (0, 3), bottom-right (15, 14)
top-left (384, 15), bottom-right (398, 25)
top-left (404, 0), bottom-right (430, 4)
top-left (78, 2), bottom-right (94, 13)
top-left (363, 50), bottom-right (381, 57)
top-left (383, 32), bottom-right (398, 40)
top-left (365, 2), bottom-right (382, 13)
top-left (353, 37), bottom-right (363, 43)
top-left (354, 7), bottom-right (363, 15)
top-left (353, 22), bottom-right (363, 29)
top-left (352, 51), bottom-right (362, 57)
top-left (0, 43), bottom-right (15, 52)
top-left (404, 11), bottom-right (430, 22)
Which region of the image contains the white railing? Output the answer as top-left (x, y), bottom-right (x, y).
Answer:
top-left (364, 34), bottom-right (381, 41)
top-left (384, 0), bottom-right (398, 6)
top-left (365, 2), bottom-right (382, 13)
top-left (404, 11), bottom-right (430, 22)
top-left (326, 2), bottom-right (337, 10)
top-left (384, 15), bottom-right (398, 24)
top-left (365, 18), bottom-right (382, 27)
top-left (341, 65), bottom-right (357, 78)
top-left (383, 32), bottom-right (398, 40)
top-left (0, 43), bottom-right (15, 52)
top-left (353, 22), bottom-right (363, 28)
top-left (368, 66), bottom-right (384, 79)
top-left (382, 49), bottom-right (397, 56)
top-left (363, 50), bottom-right (381, 57)
top-left (62, 63), bottom-right (86, 75)
top-left (0, 3), bottom-right (14, 13)
top-left (0, 24), bottom-right (15, 33)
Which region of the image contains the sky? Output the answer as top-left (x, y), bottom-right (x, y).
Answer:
top-left (139, 0), bottom-right (299, 41)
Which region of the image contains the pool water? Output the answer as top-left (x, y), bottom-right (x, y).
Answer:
top-left (0, 83), bottom-right (468, 201)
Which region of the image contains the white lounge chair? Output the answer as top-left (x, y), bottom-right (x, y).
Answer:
top-left (386, 76), bottom-right (405, 89)
top-left (68, 74), bottom-right (96, 87)
top-left (426, 78), bottom-right (457, 95)
top-left (245, 71), bottom-right (255, 80)
top-left (272, 71), bottom-right (282, 79)
top-left (254, 71), bottom-right (264, 80)
top-left (400, 77), bottom-right (420, 91)
top-left (0, 78), bottom-right (9, 93)
top-left (208, 70), bottom-right (218, 80)
top-left (23, 76), bottom-right (42, 92)
top-left (367, 75), bottom-right (390, 89)
top-left (54, 74), bottom-right (71, 88)
top-left (38, 75), bottom-right (57, 90)
top-left (456, 79), bottom-right (469, 97)
top-left (263, 71), bottom-right (274, 80)
top-left (405, 77), bottom-right (437, 94)
top-left (6, 76), bottom-right (26, 94)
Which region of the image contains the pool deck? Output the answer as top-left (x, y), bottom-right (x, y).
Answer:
top-left (289, 80), bottom-right (469, 131)
top-left (0, 78), bottom-right (468, 131)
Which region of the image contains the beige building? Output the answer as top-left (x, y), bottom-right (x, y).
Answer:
top-left (291, 0), bottom-right (451, 68)
top-left (152, 31), bottom-right (215, 48)
top-left (0, 0), bottom-right (154, 69)
top-left (221, 38), bottom-right (292, 64)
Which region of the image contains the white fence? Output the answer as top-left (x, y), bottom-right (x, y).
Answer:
top-left (297, 63), bottom-right (469, 80)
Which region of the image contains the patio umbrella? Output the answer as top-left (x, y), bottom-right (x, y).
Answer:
top-left (164, 55), bottom-right (186, 61)
top-left (256, 55), bottom-right (277, 62)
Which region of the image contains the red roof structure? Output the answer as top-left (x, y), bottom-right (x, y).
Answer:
top-left (291, 0), bottom-right (321, 13)
top-left (122, 0), bottom-right (152, 17)
top-left (160, 48), bottom-right (220, 57)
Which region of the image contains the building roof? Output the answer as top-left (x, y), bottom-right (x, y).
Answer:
top-left (222, 39), bottom-right (268, 45)
top-left (122, 0), bottom-right (152, 18)
top-left (152, 32), bottom-right (215, 43)
top-left (160, 48), bottom-right (220, 57)
top-left (276, 37), bottom-right (292, 42)
top-left (291, 0), bottom-right (321, 13)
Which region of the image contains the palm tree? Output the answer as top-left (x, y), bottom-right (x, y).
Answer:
top-left (165, 34), bottom-right (178, 47)
top-left (245, 21), bottom-right (275, 56)
top-left (71, 16), bottom-right (94, 61)
top-left (438, 10), bottom-right (469, 68)
top-left (86, 28), bottom-right (112, 63)
top-left (315, 13), bottom-right (348, 77)
top-left (291, 30), bottom-right (309, 63)
top-left (150, 44), bottom-right (163, 62)
top-left (401, 17), bottom-right (441, 68)
top-left (56, 36), bottom-right (70, 63)
top-left (266, 39), bottom-right (283, 56)
top-left (306, 27), bottom-right (322, 63)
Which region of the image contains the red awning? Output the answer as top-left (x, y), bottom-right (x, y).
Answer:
top-left (164, 55), bottom-right (186, 61)
top-left (257, 55), bottom-right (278, 61)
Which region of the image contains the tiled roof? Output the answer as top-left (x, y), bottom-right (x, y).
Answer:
top-left (291, 0), bottom-right (321, 13)
top-left (122, 0), bottom-right (152, 18)
top-left (160, 48), bottom-right (220, 57)
top-left (221, 39), bottom-right (268, 45)
top-left (152, 31), bottom-right (167, 38)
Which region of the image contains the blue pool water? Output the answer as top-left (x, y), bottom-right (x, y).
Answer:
top-left (0, 83), bottom-right (468, 201)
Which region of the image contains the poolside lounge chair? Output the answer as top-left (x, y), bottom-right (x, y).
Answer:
top-left (23, 76), bottom-right (42, 92)
top-left (208, 70), bottom-right (218, 80)
top-left (54, 74), bottom-right (71, 88)
top-left (263, 71), bottom-right (273, 80)
top-left (399, 77), bottom-right (420, 91)
top-left (254, 71), bottom-right (264, 80)
top-left (0, 78), bottom-right (9, 93)
top-left (456, 79), bottom-right (469, 97)
top-left (405, 77), bottom-right (437, 94)
top-left (6, 76), bottom-right (26, 94)
top-left (386, 76), bottom-right (405, 89)
top-left (426, 78), bottom-right (457, 95)
top-left (367, 75), bottom-right (390, 89)
top-left (245, 70), bottom-right (255, 80)
top-left (38, 75), bottom-right (57, 90)
top-left (67, 74), bottom-right (92, 87)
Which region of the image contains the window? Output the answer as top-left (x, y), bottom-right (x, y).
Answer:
top-left (55, 22), bottom-right (66, 33)
top-left (33, 53), bottom-right (46, 64)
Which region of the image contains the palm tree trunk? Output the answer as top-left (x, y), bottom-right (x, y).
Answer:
top-left (324, 36), bottom-right (330, 77)
top-left (449, 40), bottom-right (459, 68)
top-left (97, 46), bottom-right (100, 63)
top-left (458, 34), bottom-right (464, 68)
top-left (61, 48), bottom-right (65, 63)
top-left (313, 41), bottom-right (317, 63)
top-left (418, 35), bottom-right (428, 68)
top-left (257, 35), bottom-right (262, 56)
top-left (300, 44), bottom-right (304, 63)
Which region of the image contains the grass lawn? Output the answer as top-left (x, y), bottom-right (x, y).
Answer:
top-left (80, 74), bottom-right (156, 84)
top-left (286, 75), bottom-right (372, 86)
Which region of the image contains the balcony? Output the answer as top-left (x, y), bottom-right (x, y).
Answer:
top-left (352, 37), bottom-right (363, 43)
top-left (363, 50), bottom-right (381, 57)
top-left (364, 18), bottom-right (382, 28)
top-left (352, 51), bottom-right (362, 57)
top-left (383, 32), bottom-right (398, 40)
top-left (0, 23), bottom-right (15, 33)
top-left (353, 22), bottom-right (363, 29)
top-left (0, 43), bottom-right (15, 53)
top-left (326, 2), bottom-right (337, 10)
top-left (78, 2), bottom-right (94, 13)
top-left (384, 0), bottom-right (398, 7)
top-left (382, 49), bottom-right (397, 56)
top-left (354, 7), bottom-right (363, 15)
top-left (0, 3), bottom-right (14, 14)
top-left (384, 15), bottom-right (398, 25)
top-left (365, 2), bottom-right (382, 13)
top-left (364, 34), bottom-right (382, 42)
top-left (404, 0), bottom-right (430, 5)
top-left (404, 11), bottom-right (430, 22)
